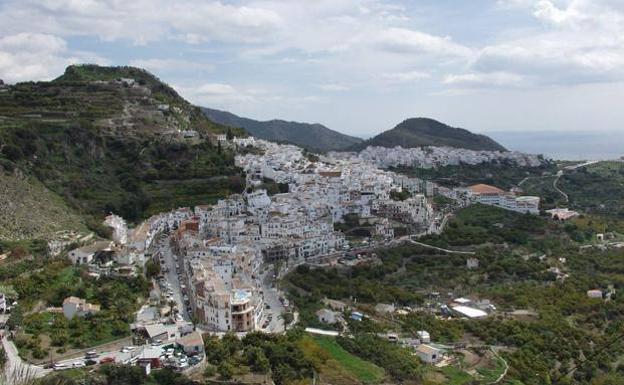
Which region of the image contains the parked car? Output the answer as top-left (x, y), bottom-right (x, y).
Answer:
top-left (72, 361), bottom-right (86, 368)
top-left (99, 357), bottom-right (115, 364)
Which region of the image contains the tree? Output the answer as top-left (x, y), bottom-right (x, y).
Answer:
top-left (7, 304), bottom-right (23, 330)
top-left (245, 346), bottom-right (270, 373)
top-left (145, 260), bottom-right (161, 278)
top-left (218, 361), bottom-right (234, 380)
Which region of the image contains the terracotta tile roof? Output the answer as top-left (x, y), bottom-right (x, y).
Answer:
top-left (467, 184), bottom-right (505, 195)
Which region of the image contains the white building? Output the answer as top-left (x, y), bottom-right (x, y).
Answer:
top-left (415, 344), bottom-right (443, 364)
top-left (68, 241), bottom-right (111, 265)
top-left (63, 297), bottom-right (100, 320)
top-left (417, 330), bottom-right (431, 344)
top-left (465, 184), bottom-right (540, 214)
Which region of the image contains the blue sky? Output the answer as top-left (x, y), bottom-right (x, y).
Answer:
top-left (1, 0), bottom-right (623, 138)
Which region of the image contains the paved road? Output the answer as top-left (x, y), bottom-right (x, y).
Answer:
top-left (1, 336), bottom-right (49, 383)
top-left (259, 267), bottom-right (285, 333)
top-left (157, 237), bottom-right (190, 322)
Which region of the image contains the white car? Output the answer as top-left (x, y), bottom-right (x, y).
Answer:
top-left (72, 361), bottom-right (86, 368)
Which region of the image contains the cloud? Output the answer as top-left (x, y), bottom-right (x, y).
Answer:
top-left (128, 58), bottom-right (214, 74)
top-left (376, 28), bottom-right (472, 58)
top-left (450, 0), bottom-right (624, 88)
top-left (175, 82), bottom-right (259, 108)
top-left (0, 0), bottom-right (283, 46)
top-left (317, 83), bottom-right (350, 91)
top-left (381, 70), bottom-right (430, 83)
top-left (0, 32), bottom-right (106, 83)
top-left (443, 72), bottom-right (525, 87)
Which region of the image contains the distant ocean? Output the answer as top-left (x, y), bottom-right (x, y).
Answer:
top-left (488, 131), bottom-right (624, 161)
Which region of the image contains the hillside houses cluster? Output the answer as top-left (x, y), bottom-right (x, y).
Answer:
top-left (173, 220), bottom-right (265, 332)
top-left (67, 210), bottom-right (194, 276)
top-left (157, 139), bottom-right (437, 332)
top-left (236, 140), bottom-right (434, 234)
top-left (351, 145), bottom-right (545, 169)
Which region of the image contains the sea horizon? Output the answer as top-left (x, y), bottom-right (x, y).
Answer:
top-left (487, 130), bottom-right (624, 161)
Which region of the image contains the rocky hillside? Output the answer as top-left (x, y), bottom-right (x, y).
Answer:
top-left (202, 107), bottom-right (363, 152)
top-left (350, 117), bottom-right (506, 152)
top-left (0, 64), bottom-right (246, 240)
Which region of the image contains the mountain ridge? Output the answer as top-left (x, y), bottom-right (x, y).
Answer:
top-left (350, 117), bottom-right (507, 152)
top-left (202, 107), bottom-right (363, 152)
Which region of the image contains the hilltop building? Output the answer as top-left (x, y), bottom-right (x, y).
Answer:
top-left (464, 184), bottom-right (540, 214)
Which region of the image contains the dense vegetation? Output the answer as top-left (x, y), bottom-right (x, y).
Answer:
top-left (8, 260), bottom-right (148, 360)
top-left (336, 333), bottom-right (422, 381)
top-left (0, 65), bottom-right (247, 237)
top-left (391, 159), bottom-right (555, 190)
top-left (203, 107), bottom-right (363, 152)
top-left (286, 203), bottom-right (624, 384)
top-left (349, 117), bottom-right (506, 152)
top-left (420, 204), bottom-right (557, 249)
top-left (560, 161), bottom-right (624, 220)
top-left (203, 331), bottom-right (314, 384)
top-left (35, 365), bottom-right (192, 385)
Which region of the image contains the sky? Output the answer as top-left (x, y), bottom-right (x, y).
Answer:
top-left (0, 0), bottom-right (623, 138)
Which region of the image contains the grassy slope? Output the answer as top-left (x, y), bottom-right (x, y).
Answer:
top-left (299, 335), bottom-right (385, 384)
top-left (0, 170), bottom-right (87, 241)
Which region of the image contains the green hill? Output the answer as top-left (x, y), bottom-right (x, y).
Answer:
top-left (350, 117), bottom-right (506, 152)
top-left (0, 64), bottom-right (246, 239)
top-left (202, 107), bottom-right (363, 152)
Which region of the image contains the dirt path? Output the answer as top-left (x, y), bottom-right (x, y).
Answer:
top-left (406, 238), bottom-right (476, 255)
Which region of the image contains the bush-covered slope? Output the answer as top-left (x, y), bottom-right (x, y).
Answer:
top-left (0, 65), bottom-right (246, 238)
top-left (202, 107), bottom-right (363, 152)
top-left (351, 117), bottom-right (506, 151)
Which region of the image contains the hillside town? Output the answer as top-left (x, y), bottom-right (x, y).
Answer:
top-left (349, 145), bottom-right (546, 169)
top-left (64, 139), bottom-right (546, 315)
top-left (61, 139), bottom-right (543, 338)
